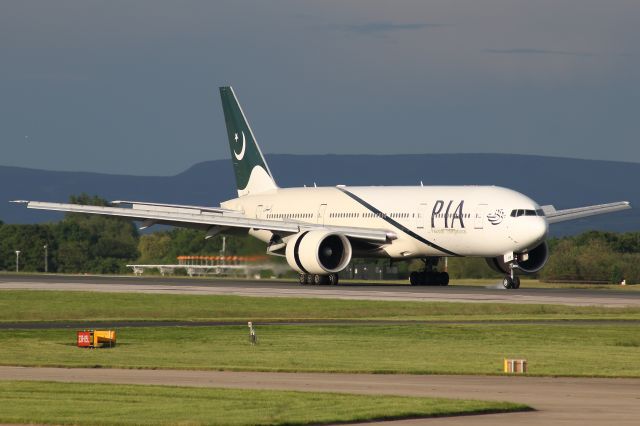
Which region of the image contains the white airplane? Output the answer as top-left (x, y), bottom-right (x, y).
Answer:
top-left (13, 86), bottom-right (631, 289)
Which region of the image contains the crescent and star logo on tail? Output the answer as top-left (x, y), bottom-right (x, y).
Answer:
top-left (233, 132), bottom-right (246, 161)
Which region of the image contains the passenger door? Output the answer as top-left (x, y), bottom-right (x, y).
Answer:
top-left (417, 203), bottom-right (428, 230)
top-left (474, 204), bottom-right (487, 229)
top-left (317, 204), bottom-right (327, 225)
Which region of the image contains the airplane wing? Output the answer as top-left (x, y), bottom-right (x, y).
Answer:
top-left (10, 200), bottom-right (394, 243)
top-left (541, 201), bottom-right (631, 224)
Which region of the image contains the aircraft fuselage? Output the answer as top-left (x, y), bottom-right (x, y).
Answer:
top-left (222, 185), bottom-right (548, 259)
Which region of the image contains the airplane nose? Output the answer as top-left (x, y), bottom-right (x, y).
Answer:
top-left (535, 217), bottom-right (549, 241)
top-left (511, 216), bottom-right (548, 248)
top-left (525, 217), bottom-right (548, 247)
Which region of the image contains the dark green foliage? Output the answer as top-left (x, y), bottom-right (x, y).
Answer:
top-left (137, 229), bottom-right (268, 264)
top-left (540, 231), bottom-right (640, 284)
top-left (0, 194), bottom-right (139, 274)
top-left (0, 223), bottom-right (53, 272)
top-left (1, 194), bottom-right (273, 273)
top-left (449, 231), bottom-right (640, 283)
top-left (446, 257), bottom-right (501, 279)
top-left (53, 194), bottom-right (139, 273)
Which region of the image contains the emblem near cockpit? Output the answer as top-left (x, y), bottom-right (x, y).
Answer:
top-left (487, 209), bottom-right (505, 225)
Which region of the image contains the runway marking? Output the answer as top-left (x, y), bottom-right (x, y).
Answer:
top-left (1, 367), bottom-right (639, 426)
top-left (1, 280), bottom-right (638, 307)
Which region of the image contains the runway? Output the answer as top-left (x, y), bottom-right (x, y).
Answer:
top-left (1, 274), bottom-right (639, 307)
top-left (1, 366), bottom-right (638, 426)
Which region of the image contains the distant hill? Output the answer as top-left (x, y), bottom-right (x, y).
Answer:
top-left (1, 154), bottom-right (637, 236)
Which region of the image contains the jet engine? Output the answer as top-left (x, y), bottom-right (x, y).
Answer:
top-left (485, 241), bottom-right (549, 274)
top-left (285, 231), bottom-right (352, 275)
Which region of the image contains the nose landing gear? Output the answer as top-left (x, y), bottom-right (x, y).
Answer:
top-left (502, 264), bottom-right (521, 289)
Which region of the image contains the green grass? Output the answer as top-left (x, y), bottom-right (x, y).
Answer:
top-left (2, 290), bottom-right (639, 323)
top-left (0, 381), bottom-right (526, 425)
top-left (1, 324), bottom-right (639, 377)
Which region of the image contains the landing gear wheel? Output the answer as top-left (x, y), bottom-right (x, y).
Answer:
top-left (502, 275), bottom-right (521, 289)
top-left (513, 276), bottom-right (521, 289)
top-left (328, 273), bottom-right (339, 285)
top-left (410, 272), bottom-right (420, 286)
top-left (313, 274), bottom-right (323, 285)
top-left (306, 274), bottom-right (314, 285)
top-left (439, 272), bottom-right (450, 286)
top-left (299, 274), bottom-right (307, 285)
top-left (502, 277), bottom-right (513, 289)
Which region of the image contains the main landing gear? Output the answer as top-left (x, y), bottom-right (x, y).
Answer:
top-left (409, 258), bottom-right (449, 286)
top-left (299, 273), bottom-right (339, 285)
top-left (502, 264), bottom-right (521, 289)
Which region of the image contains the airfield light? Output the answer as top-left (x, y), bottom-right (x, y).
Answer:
top-left (248, 321), bottom-right (257, 345)
top-left (15, 250), bottom-right (20, 273)
top-left (43, 245), bottom-right (48, 273)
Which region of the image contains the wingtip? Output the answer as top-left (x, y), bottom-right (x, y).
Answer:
top-left (9, 200), bottom-right (29, 204)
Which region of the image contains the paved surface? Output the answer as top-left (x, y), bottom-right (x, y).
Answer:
top-left (1, 367), bottom-right (638, 425)
top-left (1, 274), bottom-right (639, 307)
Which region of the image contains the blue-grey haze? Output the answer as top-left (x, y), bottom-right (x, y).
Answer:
top-left (1, 0), bottom-right (639, 175)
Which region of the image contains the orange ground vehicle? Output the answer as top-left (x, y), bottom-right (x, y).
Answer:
top-left (76, 330), bottom-right (116, 348)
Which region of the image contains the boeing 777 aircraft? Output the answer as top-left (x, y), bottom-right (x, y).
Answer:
top-left (13, 87), bottom-right (631, 289)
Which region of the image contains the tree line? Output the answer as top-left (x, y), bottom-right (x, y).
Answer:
top-left (1, 195), bottom-right (638, 283)
top-left (445, 231), bottom-right (640, 284)
top-left (0, 194), bottom-right (270, 275)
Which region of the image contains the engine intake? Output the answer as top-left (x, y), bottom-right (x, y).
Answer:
top-left (485, 241), bottom-right (549, 274)
top-left (285, 231), bottom-right (352, 275)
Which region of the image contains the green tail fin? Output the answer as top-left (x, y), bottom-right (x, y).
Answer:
top-left (219, 86), bottom-right (277, 196)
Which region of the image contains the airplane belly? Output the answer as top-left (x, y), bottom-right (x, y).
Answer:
top-left (450, 228), bottom-right (516, 257)
top-left (406, 227), bottom-right (514, 258)
top-left (382, 238), bottom-right (428, 258)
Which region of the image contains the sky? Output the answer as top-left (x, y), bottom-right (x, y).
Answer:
top-left (1, 0), bottom-right (639, 175)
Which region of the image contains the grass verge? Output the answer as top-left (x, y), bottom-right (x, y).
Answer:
top-left (0, 381), bottom-right (527, 425)
top-left (1, 290), bottom-right (639, 323)
top-left (1, 324), bottom-right (639, 377)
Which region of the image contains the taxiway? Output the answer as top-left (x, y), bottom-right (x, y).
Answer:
top-left (1, 366), bottom-right (638, 426)
top-left (0, 274), bottom-right (638, 307)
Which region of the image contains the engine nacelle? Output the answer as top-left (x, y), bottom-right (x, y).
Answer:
top-left (285, 231), bottom-right (352, 275)
top-left (485, 241), bottom-right (549, 275)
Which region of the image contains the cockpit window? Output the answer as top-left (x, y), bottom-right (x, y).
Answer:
top-left (510, 209), bottom-right (544, 217)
